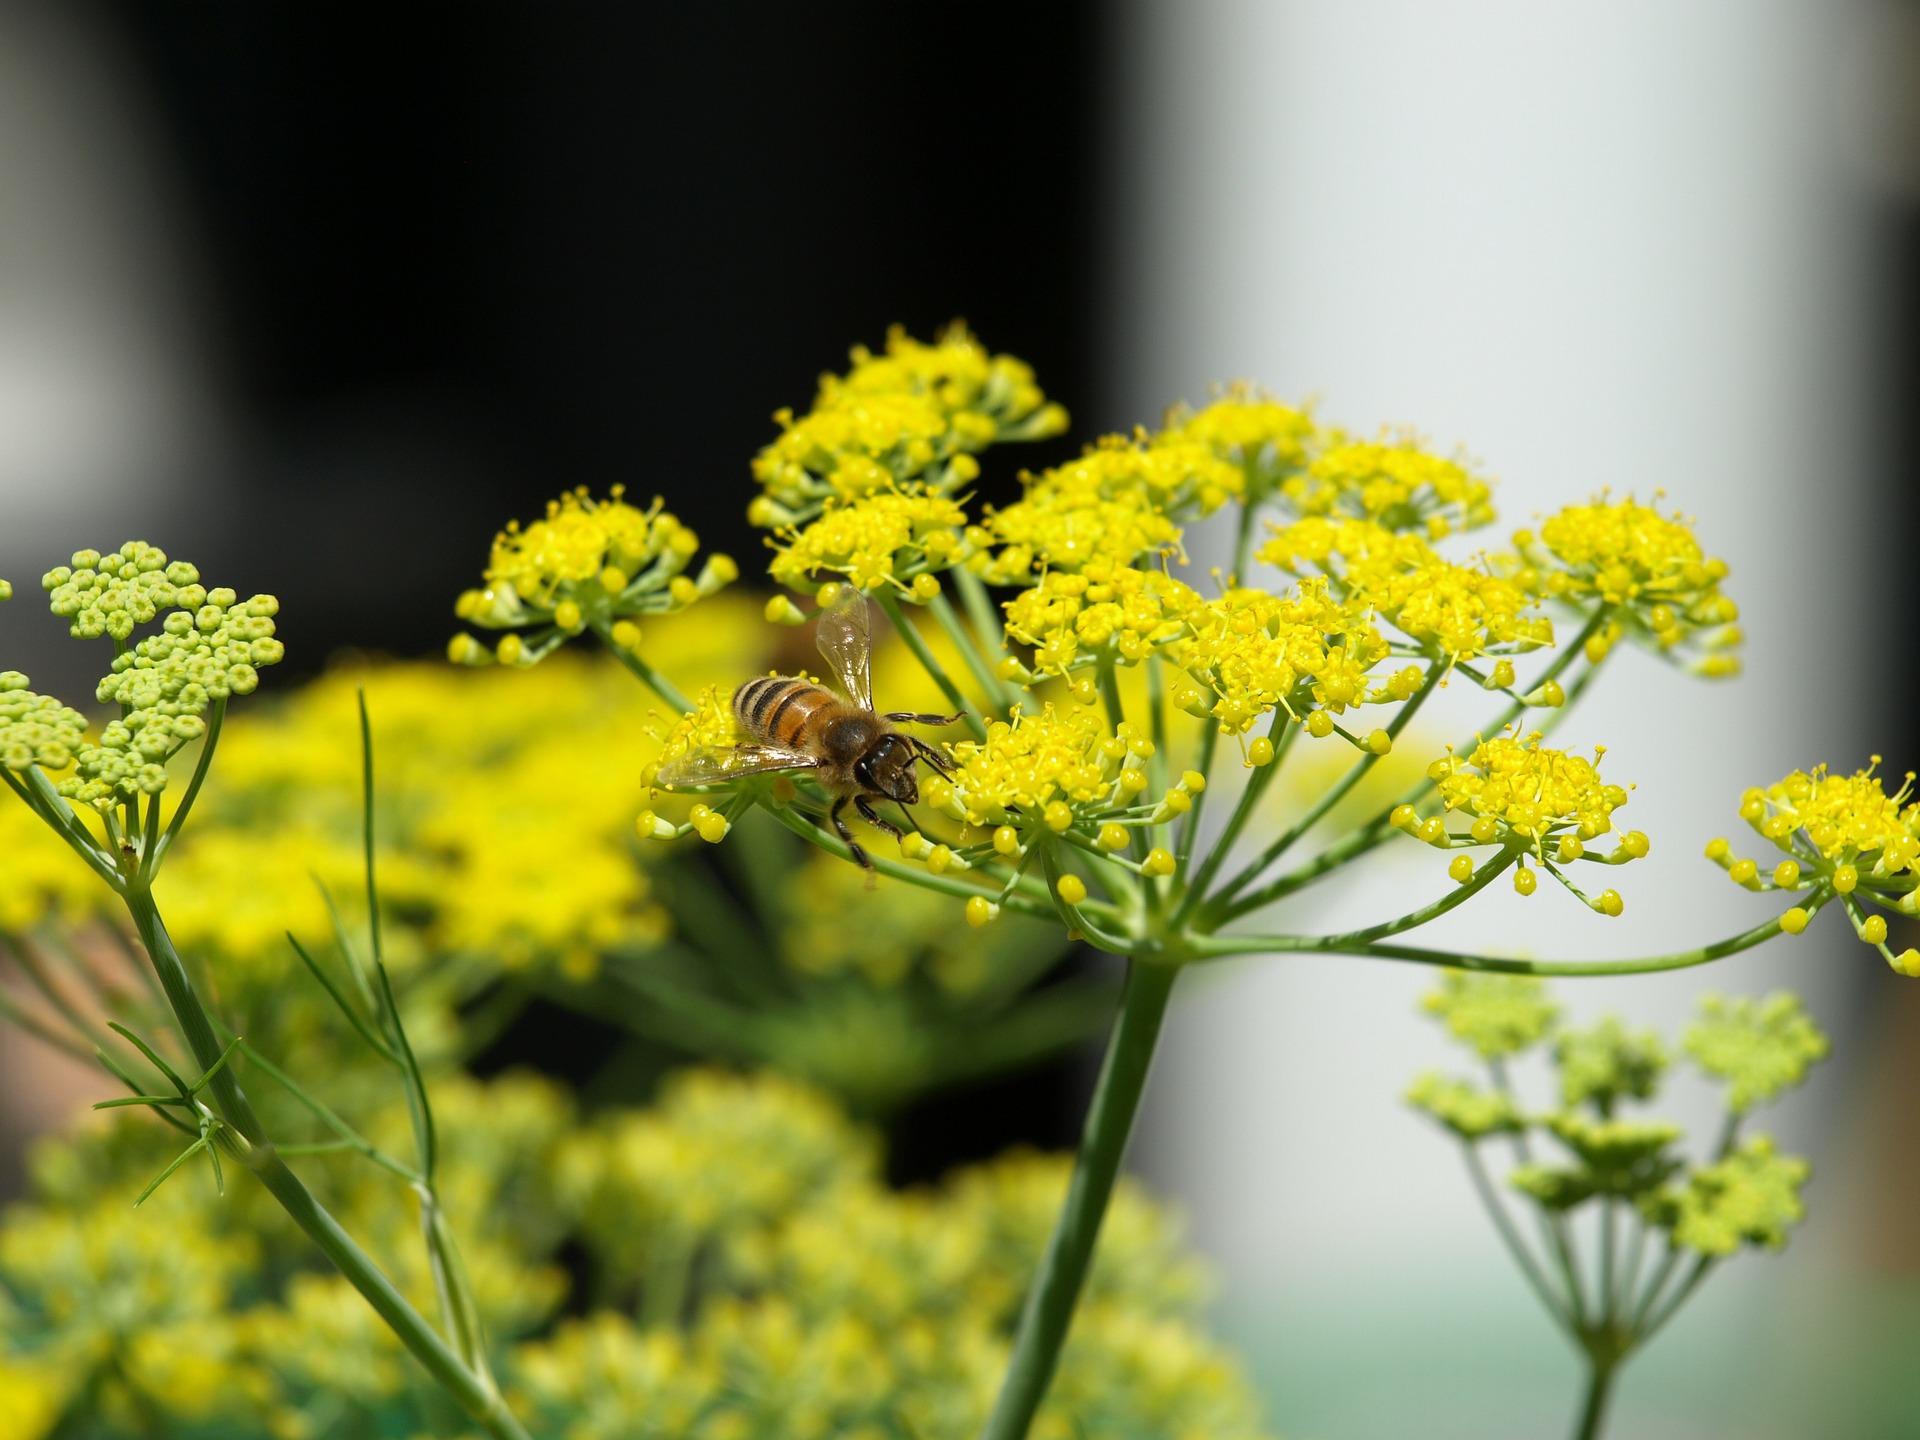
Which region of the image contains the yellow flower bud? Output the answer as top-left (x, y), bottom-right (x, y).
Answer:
top-left (1557, 836), bottom-right (1584, 864)
top-left (1514, 866), bottom-right (1538, 897)
top-left (1596, 889), bottom-right (1624, 917)
top-left (910, 574), bottom-right (942, 603)
top-left (1247, 736), bottom-right (1275, 766)
top-left (1893, 948), bottom-right (1920, 976)
top-left (447, 633), bottom-right (487, 666)
top-left (1044, 801), bottom-right (1074, 833)
top-left (1365, 729), bottom-right (1392, 755)
top-left (496, 634), bottom-right (524, 666)
top-left (695, 812), bottom-right (730, 844)
top-left (1142, 847), bottom-right (1176, 877)
top-left (1096, 822), bottom-right (1129, 851)
top-left (1448, 854), bottom-right (1474, 885)
top-left (1704, 836), bottom-right (1730, 861)
top-left (1181, 769), bottom-right (1206, 793)
top-left (1391, 804), bottom-right (1419, 832)
top-left (927, 845), bottom-right (954, 874)
top-left (1728, 858), bottom-right (1758, 886)
top-left (993, 825), bottom-right (1022, 857)
top-left (599, 566), bottom-right (629, 594)
top-left (1159, 789), bottom-right (1192, 817)
top-left (1469, 815), bottom-right (1499, 845)
top-left (1056, 874), bottom-right (1088, 907)
top-left (609, 620), bottom-right (642, 651)
top-left (554, 600), bottom-right (584, 633)
top-left (1779, 906), bottom-right (1809, 935)
top-left (1618, 830), bottom-right (1650, 860)
top-left (1418, 817), bottom-right (1448, 847)
top-left (1832, 864), bottom-right (1858, 894)
top-left (1306, 711), bottom-right (1334, 739)
top-left (1861, 914), bottom-right (1888, 945)
top-left (765, 595), bottom-right (808, 626)
top-left (965, 896), bottom-right (998, 928)
top-left (1772, 860), bottom-right (1801, 889)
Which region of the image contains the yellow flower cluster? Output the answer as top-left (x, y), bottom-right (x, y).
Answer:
top-left (1706, 761), bottom-right (1920, 972)
top-left (1172, 581), bottom-right (1392, 735)
top-left (1001, 566), bottom-right (1203, 677)
top-left (148, 602), bottom-right (760, 989)
top-left (0, 798), bottom-right (101, 932)
top-left (1512, 497), bottom-right (1741, 675)
top-left (767, 489), bottom-right (969, 594)
top-left (980, 436), bottom-right (1198, 578)
top-left (0, 1073), bottom-right (575, 1440)
top-left (751, 324), bottom-right (1068, 520)
top-left (513, 1071), bottom-right (1266, 1440)
top-left (754, 327), bottom-right (1067, 597)
top-left (940, 705), bottom-right (1151, 830)
top-left (1160, 387), bottom-right (1319, 492)
top-left (1282, 433), bottom-right (1495, 537)
top-left (1435, 734), bottom-right (1625, 844)
top-left (1263, 517), bottom-right (1550, 664)
top-left (454, 487), bottom-right (736, 667)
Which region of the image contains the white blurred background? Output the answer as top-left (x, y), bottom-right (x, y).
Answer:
top-left (1113, 3), bottom-right (1919, 1437)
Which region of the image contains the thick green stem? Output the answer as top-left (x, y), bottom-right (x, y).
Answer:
top-left (979, 958), bottom-right (1177, 1440)
top-left (875, 590), bottom-right (989, 741)
top-left (1571, 1360), bottom-right (1618, 1440)
top-left (123, 891), bottom-right (528, 1440)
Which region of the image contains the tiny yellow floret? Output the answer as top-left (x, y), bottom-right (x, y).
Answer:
top-left (1391, 804), bottom-right (1419, 832)
top-left (1247, 736), bottom-right (1275, 766)
top-left (1773, 860), bottom-right (1801, 889)
top-left (1833, 863), bottom-right (1858, 894)
top-left (1306, 711), bottom-right (1334, 739)
top-left (965, 896), bottom-right (998, 927)
top-left (1860, 914), bottom-right (1888, 945)
top-left (1365, 729), bottom-right (1392, 755)
top-left (1448, 854), bottom-right (1474, 885)
top-left (1142, 848), bottom-right (1176, 877)
top-left (1596, 889), bottom-right (1624, 917)
top-left (1514, 866), bottom-right (1538, 897)
top-left (1096, 822), bottom-right (1130, 852)
top-left (1056, 874), bottom-right (1088, 906)
top-left (1779, 906), bottom-right (1810, 935)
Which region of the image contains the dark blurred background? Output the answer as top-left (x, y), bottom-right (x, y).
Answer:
top-left (100, 2), bottom-right (1105, 673)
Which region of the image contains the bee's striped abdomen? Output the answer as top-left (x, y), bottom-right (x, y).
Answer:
top-left (733, 676), bottom-right (835, 749)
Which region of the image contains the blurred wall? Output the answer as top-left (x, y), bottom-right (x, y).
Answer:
top-left (1112, 4), bottom-right (1901, 1438)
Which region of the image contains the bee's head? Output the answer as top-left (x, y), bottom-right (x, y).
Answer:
top-left (858, 734), bottom-right (920, 805)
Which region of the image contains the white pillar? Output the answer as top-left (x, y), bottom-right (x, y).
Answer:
top-left (1113, 4), bottom-right (1879, 1433)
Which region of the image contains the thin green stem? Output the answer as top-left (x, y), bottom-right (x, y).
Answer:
top-left (1171, 712), bottom-right (1294, 926)
top-left (1226, 611), bottom-right (1617, 915)
top-left (1628, 1243), bottom-right (1681, 1333)
top-left (979, 958), bottom-right (1177, 1440)
top-left (1173, 722), bottom-right (1220, 879)
top-left (1462, 1142), bottom-right (1571, 1332)
top-left (1269, 849), bottom-right (1516, 948)
top-left (759, 800), bottom-right (1097, 926)
top-left (1637, 1254), bottom-right (1714, 1345)
top-left (5, 768), bottom-right (119, 888)
top-left (123, 891), bottom-right (527, 1439)
top-left (594, 623), bottom-right (695, 713)
top-left (153, 699), bottom-right (224, 869)
top-left (954, 566), bottom-right (1010, 661)
top-left (875, 590), bottom-right (989, 741)
top-left (928, 590), bottom-right (1015, 717)
top-left (1212, 661), bottom-right (1445, 907)
top-left (1191, 899), bottom-right (1819, 973)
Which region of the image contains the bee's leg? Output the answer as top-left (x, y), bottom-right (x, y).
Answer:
top-left (829, 795), bottom-right (874, 878)
top-left (907, 737), bottom-right (957, 777)
top-left (855, 794), bottom-right (905, 839)
top-left (884, 711), bottom-right (967, 728)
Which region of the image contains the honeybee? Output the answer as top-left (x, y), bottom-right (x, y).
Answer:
top-left (655, 590), bottom-right (962, 872)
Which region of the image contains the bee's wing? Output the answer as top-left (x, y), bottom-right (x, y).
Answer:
top-left (815, 588), bottom-right (874, 711)
top-left (655, 744), bottom-right (821, 788)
